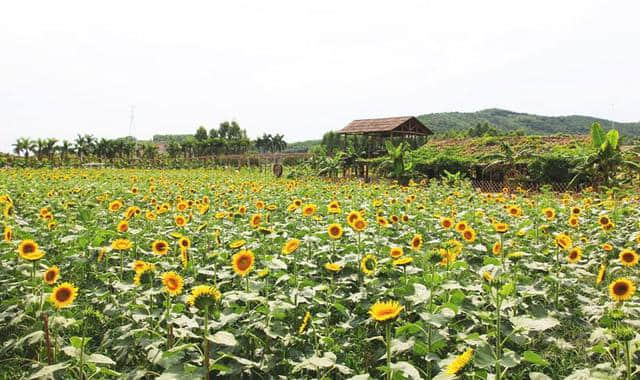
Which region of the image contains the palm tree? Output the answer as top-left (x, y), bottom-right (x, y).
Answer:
top-left (45, 138), bottom-right (58, 161)
top-left (74, 134), bottom-right (96, 162)
top-left (58, 140), bottom-right (73, 161)
top-left (272, 134), bottom-right (287, 152)
top-left (13, 137), bottom-right (36, 159)
top-left (34, 139), bottom-right (47, 161)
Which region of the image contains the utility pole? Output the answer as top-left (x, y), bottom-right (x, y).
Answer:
top-left (129, 105), bottom-right (135, 138)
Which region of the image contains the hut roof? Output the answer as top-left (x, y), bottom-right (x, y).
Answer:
top-left (338, 116), bottom-right (432, 136)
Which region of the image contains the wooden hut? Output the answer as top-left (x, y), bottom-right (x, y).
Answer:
top-left (337, 116), bottom-right (433, 179)
top-left (338, 116), bottom-right (432, 138)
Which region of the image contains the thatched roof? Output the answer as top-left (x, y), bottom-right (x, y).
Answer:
top-left (338, 116), bottom-right (432, 136)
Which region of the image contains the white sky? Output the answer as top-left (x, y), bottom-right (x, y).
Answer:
top-left (1, 1), bottom-right (639, 152)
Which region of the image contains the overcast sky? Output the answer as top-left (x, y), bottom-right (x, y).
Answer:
top-left (1, 1), bottom-right (639, 152)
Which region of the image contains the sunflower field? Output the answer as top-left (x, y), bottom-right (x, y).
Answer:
top-left (1, 168), bottom-right (639, 380)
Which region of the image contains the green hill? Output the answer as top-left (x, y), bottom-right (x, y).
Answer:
top-left (417, 108), bottom-right (640, 136)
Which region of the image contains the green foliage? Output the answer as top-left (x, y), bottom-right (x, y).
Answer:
top-left (418, 108), bottom-right (640, 137)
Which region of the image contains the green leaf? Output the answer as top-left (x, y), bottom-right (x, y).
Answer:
top-left (510, 316), bottom-right (559, 332)
top-left (499, 282), bottom-right (515, 297)
top-left (29, 362), bottom-right (71, 379)
top-left (500, 349), bottom-right (521, 368)
top-left (606, 129), bottom-right (619, 150)
top-left (529, 372), bottom-right (552, 380)
top-left (390, 361), bottom-right (421, 380)
top-left (209, 331), bottom-right (237, 347)
top-left (474, 344), bottom-right (495, 369)
top-left (523, 351), bottom-right (549, 366)
top-left (70, 336), bottom-right (91, 349)
top-left (591, 122), bottom-right (605, 149)
top-left (87, 353), bottom-right (116, 365)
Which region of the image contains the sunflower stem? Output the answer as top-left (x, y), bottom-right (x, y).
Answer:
top-left (203, 305), bottom-right (210, 380)
top-left (385, 322), bottom-right (392, 380)
top-left (79, 318), bottom-right (86, 380)
top-left (495, 292), bottom-right (502, 380)
top-left (625, 340), bottom-right (631, 380)
top-left (554, 248), bottom-right (560, 309)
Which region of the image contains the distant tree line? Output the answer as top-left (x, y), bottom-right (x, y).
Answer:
top-left (10, 121), bottom-right (288, 163)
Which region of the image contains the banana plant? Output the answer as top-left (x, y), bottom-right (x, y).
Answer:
top-left (570, 123), bottom-right (639, 187)
top-left (377, 141), bottom-right (414, 184)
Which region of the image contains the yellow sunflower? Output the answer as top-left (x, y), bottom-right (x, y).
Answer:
top-left (282, 239), bottom-right (300, 255)
top-left (461, 228), bottom-right (476, 243)
top-left (229, 239), bottom-right (246, 249)
top-left (108, 200), bottom-right (123, 212)
top-left (389, 247), bottom-right (403, 259)
top-left (43, 266), bottom-right (60, 285)
top-left (327, 223), bottom-right (343, 239)
top-left (324, 262), bottom-right (343, 272)
top-left (162, 271), bottom-right (184, 296)
top-left (619, 249), bottom-right (639, 267)
top-left (151, 240), bottom-right (170, 255)
top-left (347, 210), bottom-right (361, 226)
top-left (507, 205), bottom-right (522, 217)
top-left (174, 214), bottom-right (187, 227)
top-left (493, 222), bottom-right (508, 233)
top-left (186, 285), bottom-right (221, 309)
top-left (249, 213), bottom-right (262, 228)
top-left (299, 311), bottom-right (311, 334)
top-left (117, 220), bottom-right (129, 233)
top-left (455, 221), bottom-right (468, 233)
top-left (602, 243), bottom-right (613, 251)
top-left (178, 236), bottom-right (191, 250)
top-left (596, 263), bottom-right (606, 285)
top-left (133, 263), bottom-right (156, 286)
top-left (352, 218), bottom-right (367, 232)
top-left (410, 234), bottom-right (423, 251)
top-left (568, 216), bottom-right (579, 228)
top-left (555, 233), bottom-right (572, 250)
top-left (3, 225), bottom-right (12, 242)
top-left (18, 239), bottom-right (44, 261)
top-left (567, 247), bottom-right (582, 264)
top-left (598, 215), bottom-right (611, 227)
top-left (608, 278), bottom-right (636, 302)
top-left (393, 257), bottom-right (413, 267)
top-left (369, 300), bottom-right (403, 322)
top-left (232, 250), bottom-right (255, 277)
top-left (446, 348), bottom-right (474, 375)
top-left (302, 204), bottom-right (317, 217)
top-left (440, 217), bottom-right (454, 229)
top-left (50, 282), bottom-right (78, 309)
top-left (361, 254), bottom-right (378, 276)
top-left (111, 238), bottom-right (132, 251)
top-left (542, 207), bottom-right (556, 220)
top-left (492, 241), bottom-right (502, 256)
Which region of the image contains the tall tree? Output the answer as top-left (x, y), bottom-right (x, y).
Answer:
top-left (58, 140), bottom-right (73, 161)
top-left (195, 126), bottom-right (208, 141)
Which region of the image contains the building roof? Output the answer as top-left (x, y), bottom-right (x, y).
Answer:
top-left (338, 116), bottom-right (432, 136)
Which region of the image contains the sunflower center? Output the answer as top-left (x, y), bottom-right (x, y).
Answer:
top-left (167, 278), bottom-right (178, 290)
top-left (614, 282), bottom-right (629, 296)
top-left (55, 288), bottom-right (71, 302)
top-left (23, 243), bottom-right (36, 253)
top-left (622, 253), bottom-right (634, 263)
top-left (330, 227), bottom-right (340, 236)
top-left (45, 271), bottom-right (56, 282)
top-left (237, 256), bottom-right (251, 270)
